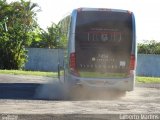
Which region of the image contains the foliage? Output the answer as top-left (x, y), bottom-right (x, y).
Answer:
top-left (136, 76), bottom-right (160, 83)
top-left (0, 70), bottom-right (57, 77)
top-left (138, 40), bottom-right (160, 54)
top-left (30, 23), bottom-right (67, 49)
top-left (0, 0), bottom-right (40, 69)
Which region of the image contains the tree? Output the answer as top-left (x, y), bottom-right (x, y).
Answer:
top-left (30, 23), bottom-right (67, 49)
top-left (138, 40), bottom-right (160, 54)
top-left (0, 0), bottom-right (40, 69)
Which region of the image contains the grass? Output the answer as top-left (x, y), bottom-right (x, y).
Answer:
top-left (0, 70), bottom-right (160, 83)
top-left (0, 70), bottom-right (57, 77)
top-left (136, 76), bottom-right (160, 83)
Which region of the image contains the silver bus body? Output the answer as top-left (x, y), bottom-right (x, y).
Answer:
top-left (59, 8), bottom-right (136, 91)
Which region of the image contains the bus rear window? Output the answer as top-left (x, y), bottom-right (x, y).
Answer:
top-left (75, 11), bottom-right (133, 76)
top-left (76, 11), bottom-right (132, 44)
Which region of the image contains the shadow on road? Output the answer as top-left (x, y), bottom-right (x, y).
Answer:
top-left (0, 83), bottom-right (41, 100)
top-left (0, 82), bottom-right (125, 100)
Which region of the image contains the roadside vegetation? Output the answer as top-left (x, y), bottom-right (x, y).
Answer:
top-left (0, 0), bottom-right (40, 69)
top-left (0, 70), bottom-right (160, 83)
top-left (138, 40), bottom-right (160, 54)
top-left (0, 0), bottom-right (65, 70)
top-left (0, 70), bottom-right (57, 77)
top-left (136, 76), bottom-right (160, 83)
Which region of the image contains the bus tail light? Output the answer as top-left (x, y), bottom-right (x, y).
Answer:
top-left (69, 52), bottom-right (79, 76)
top-left (129, 54), bottom-right (135, 70)
top-left (69, 52), bottom-right (76, 69)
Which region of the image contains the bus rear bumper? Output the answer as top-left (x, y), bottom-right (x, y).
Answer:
top-left (68, 75), bottom-right (135, 91)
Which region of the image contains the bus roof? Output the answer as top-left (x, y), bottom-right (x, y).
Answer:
top-left (76, 8), bottom-right (132, 14)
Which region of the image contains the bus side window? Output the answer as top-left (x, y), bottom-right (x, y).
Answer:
top-left (60, 16), bottom-right (71, 49)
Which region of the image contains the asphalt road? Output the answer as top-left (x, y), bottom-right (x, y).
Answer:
top-left (0, 74), bottom-right (160, 120)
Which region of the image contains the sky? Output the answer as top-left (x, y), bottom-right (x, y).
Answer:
top-left (7, 0), bottom-right (160, 42)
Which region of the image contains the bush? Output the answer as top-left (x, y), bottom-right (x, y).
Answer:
top-left (138, 40), bottom-right (160, 54)
top-left (0, 0), bottom-right (39, 69)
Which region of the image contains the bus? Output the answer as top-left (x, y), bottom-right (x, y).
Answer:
top-left (58, 8), bottom-right (136, 92)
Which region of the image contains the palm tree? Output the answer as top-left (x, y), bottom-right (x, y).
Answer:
top-left (40, 23), bottom-right (62, 48)
top-left (20, 0), bottom-right (40, 27)
top-left (0, 0), bottom-right (10, 31)
top-left (8, 0), bottom-right (40, 30)
top-left (0, 0), bottom-right (40, 69)
top-left (30, 23), bottom-right (67, 49)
